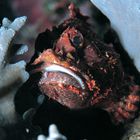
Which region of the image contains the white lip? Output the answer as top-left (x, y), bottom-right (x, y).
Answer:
top-left (44, 64), bottom-right (85, 90)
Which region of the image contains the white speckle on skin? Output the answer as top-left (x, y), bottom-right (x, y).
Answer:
top-left (26, 128), bottom-right (30, 133)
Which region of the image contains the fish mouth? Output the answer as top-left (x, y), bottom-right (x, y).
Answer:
top-left (41, 61), bottom-right (98, 109)
top-left (33, 49), bottom-right (95, 108)
top-left (39, 64), bottom-right (90, 109)
top-left (43, 64), bottom-right (86, 90)
top-left (38, 64), bottom-right (92, 109)
top-left (32, 49), bottom-right (88, 91)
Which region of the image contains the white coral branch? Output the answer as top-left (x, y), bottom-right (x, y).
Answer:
top-left (0, 16), bottom-right (29, 125)
top-left (122, 117), bottom-right (140, 140)
top-left (37, 124), bottom-right (67, 140)
top-left (0, 16), bottom-right (29, 89)
top-left (90, 0), bottom-right (140, 72)
top-left (90, 1), bottom-right (140, 139)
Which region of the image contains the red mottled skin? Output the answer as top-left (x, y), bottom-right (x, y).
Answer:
top-left (32, 3), bottom-right (140, 124)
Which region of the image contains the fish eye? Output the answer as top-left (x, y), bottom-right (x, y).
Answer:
top-left (70, 31), bottom-right (84, 48)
